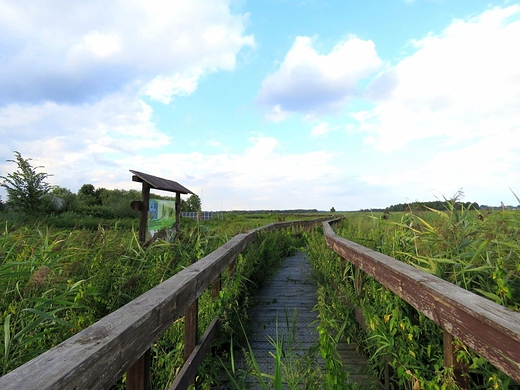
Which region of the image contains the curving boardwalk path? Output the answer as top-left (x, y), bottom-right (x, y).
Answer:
top-left (228, 251), bottom-right (381, 389)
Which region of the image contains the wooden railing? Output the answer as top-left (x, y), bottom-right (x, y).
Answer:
top-left (323, 219), bottom-right (520, 387)
top-left (0, 217), bottom-right (330, 390)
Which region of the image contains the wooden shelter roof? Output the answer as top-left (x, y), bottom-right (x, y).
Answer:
top-left (130, 170), bottom-right (194, 194)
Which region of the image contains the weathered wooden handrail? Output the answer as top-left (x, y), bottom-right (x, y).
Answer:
top-left (323, 220), bottom-right (520, 385)
top-left (0, 217), bottom-right (331, 390)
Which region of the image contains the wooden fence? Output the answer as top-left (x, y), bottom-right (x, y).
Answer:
top-left (0, 217), bottom-right (330, 390)
top-left (323, 219), bottom-right (520, 387)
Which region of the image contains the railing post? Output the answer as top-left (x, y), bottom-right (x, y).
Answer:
top-left (126, 348), bottom-right (151, 390)
top-left (383, 361), bottom-right (390, 390)
top-left (229, 259), bottom-right (236, 277)
top-left (184, 299), bottom-right (199, 362)
top-left (211, 274), bottom-right (222, 354)
top-left (212, 275), bottom-right (221, 299)
top-left (175, 192), bottom-right (181, 234)
top-left (139, 182), bottom-right (150, 244)
top-left (354, 266), bottom-right (363, 295)
top-left (443, 331), bottom-right (469, 389)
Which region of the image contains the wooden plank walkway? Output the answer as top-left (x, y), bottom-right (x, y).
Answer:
top-left (242, 251), bottom-right (320, 381)
top-left (226, 251), bottom-right (381, 389)
top-left (337, 341), bottom-right (383, 389)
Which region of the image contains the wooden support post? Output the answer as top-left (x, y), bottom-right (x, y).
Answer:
top-left (444, 331), bottom-right (470, 389)
top-left (126, 348), bottom-right (151, 390)
top-left (211, 274), bottom-right (221, 357)
top-left (139, 182), bottom-right (150, 244)
top-left (443, 331), bottom-right (454, 370)
top-left (184, 299), bottom-right (198, 362)
top-left (384, 361), bottom-right (390, 390)
top-left (170, 320), bottom-right (219, 390)
top-left (175, 192), bottom-right (181, 234)
top-left (354, 266), bottom-right (363, 295)
top-left (212, 275), bottom-right (221, 299)
top-left (229, 259), bottom-right (236, 277)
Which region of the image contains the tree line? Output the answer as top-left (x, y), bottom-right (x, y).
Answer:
top-left (383, 200), bottom-right (480, 212)
top-left (0, 151), bottom-right (202, 220)
top-left (370, 201), bottom-right (519, 212)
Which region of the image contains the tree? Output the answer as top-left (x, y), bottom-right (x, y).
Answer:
top-left (77, 184), bottom-right (101, 207)
top-left (0, 151), bottom-right (53, 215)
top-left (183, 194), bottom-right (201, 212)
top-left (99, 188), bottom-right (141, 219)
top-left (330, 207), bottom-right (336, 212)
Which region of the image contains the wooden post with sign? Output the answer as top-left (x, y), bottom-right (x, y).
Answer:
top-left (130, 170), bottom-right (194, 244)
top-left (137, 182), bottom-right (150, 244)
top-left (175, 192), bottom-right (181, 234)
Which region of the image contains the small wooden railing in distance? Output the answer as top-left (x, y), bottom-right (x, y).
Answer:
top-left (0, 217), bottom-right (331, 390)
top-left (323, 219), bottom-right (520, 388)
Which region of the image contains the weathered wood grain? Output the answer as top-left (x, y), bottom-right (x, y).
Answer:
top-left (175, 192), bottom-right (181, 234)
top-left (126, 349), bottom-right (151, 390)
top-left (444, 331), bottom-right (470, 389)
top-left (138, 182), bottom-right (150, 243)
top-left (0, 217), bottom-right (330, 390)
top-left (323, 221), bottom-right (520, 384)
top-left (184, 300), bottom-right (198, 362)
top-left (169, 319), bottom-right (219, 390)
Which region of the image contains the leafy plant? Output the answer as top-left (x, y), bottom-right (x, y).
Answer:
top-left (0, 151), bottom-right (53, 216)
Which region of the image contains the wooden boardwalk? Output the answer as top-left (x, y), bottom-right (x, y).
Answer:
top-left (229, 251), bottom-right (381, 389)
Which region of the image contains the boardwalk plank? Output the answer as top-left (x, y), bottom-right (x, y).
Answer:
top-left (224, 251), bottom-right (381, 389)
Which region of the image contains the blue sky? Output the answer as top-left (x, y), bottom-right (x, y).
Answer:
top-left (1, 0), bottom-right (519, 211)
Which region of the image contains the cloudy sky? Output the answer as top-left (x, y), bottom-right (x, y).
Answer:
top-left (1, 0), bottom-right (519, 211)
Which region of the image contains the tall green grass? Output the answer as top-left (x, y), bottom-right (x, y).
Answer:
top-left (0, 222), bottom-right (192, 375)
top-left (0, 215), bottom-right (310, 388)
top-left (307, 205), bottom-right (520, 389)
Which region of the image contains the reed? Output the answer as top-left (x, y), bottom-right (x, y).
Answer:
top-left (307, 204), bottom-right (520, 389)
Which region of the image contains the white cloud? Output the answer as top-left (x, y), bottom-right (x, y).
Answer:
top-left (109, 136), bottom-right (342, 209)
top-left (310, 122), bottom-right (340, 137)
top-left (0, 0), bottom-right (254, 105)
top-left (264, 105), bottom-right (290, 122)
top-left (83, 32), bottom-right (122, 58)
top-left (143, 73), bottom-right (201, 104)
top-left (0, 94), bottom-right (342, 208)
top-left (355, 5), bottom-right (520, 151)
top-left (169, 135), bottom-right (338, 187)
top-left (311, 123), bottom-right (330, 137)
top-left (359, 127), bottom-right (520, 206)
top-left (257, 36), bottom-right (383, 118)
top-left (0, 93), bottom-right (169, 191)
top-left (0, 0), bottom-right (256, 198)
top-left (345, 6), bottom-right (520, 208)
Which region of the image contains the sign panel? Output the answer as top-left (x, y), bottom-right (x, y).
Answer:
top-left (148, 199), bottom-right (176, 232)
